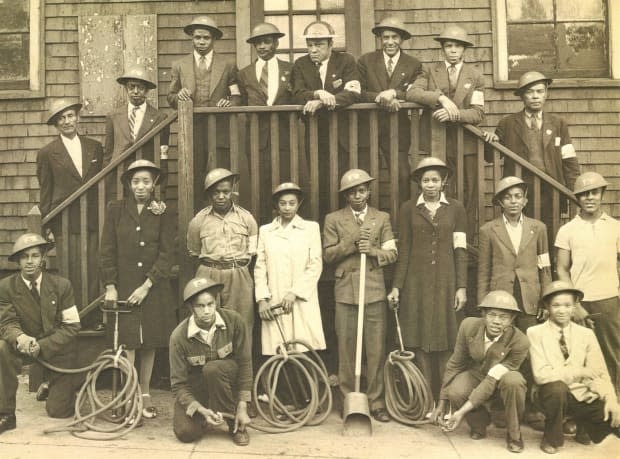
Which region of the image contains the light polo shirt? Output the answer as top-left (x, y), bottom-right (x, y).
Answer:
top-left (555, 212), bottom-right (620, 301)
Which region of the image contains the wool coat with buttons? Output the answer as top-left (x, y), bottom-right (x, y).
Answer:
top-left (393, 197), bottom-right (468, 352)
top-left (99, 197), bottom-right (176, 348)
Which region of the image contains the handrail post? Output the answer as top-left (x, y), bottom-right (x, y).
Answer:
top-left (430, 116), bottom-right (446, 162)
top-left (178, 99), bottom-right (194, 293)
top-left (27, 206), bottom-right (42, 234)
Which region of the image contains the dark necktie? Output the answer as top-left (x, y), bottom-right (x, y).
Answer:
top-left (448, 64), bottom-right (458, 90)
top-left (30, 280), bottom-right (40, 304)
top-left (259, 61), bottom-right (269, 98)
top-left (129, 106), bottom-right (139, 141)
top-left (316, 62), bottom-right (324, 88)
top-left (387, 58), bottom-right (394, 77)
top-left (354, 211), bottom-right (364, 226)
top-left (559, 329), bottom-right (569, 360)
top-left (527, 114), bottom-right (541, 131)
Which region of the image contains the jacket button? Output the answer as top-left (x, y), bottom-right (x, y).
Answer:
top-left (137, 262), bottom-right (143, 267)
top-left (140, 241), bottom-right (145, 246)
top-left (431, 260), bottom-right (436, 265)
top-left (136, 226), bottom-right (141, 231)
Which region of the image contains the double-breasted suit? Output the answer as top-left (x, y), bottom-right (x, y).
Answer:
top-left (0, 272), bottom-right (82, 418)
top-left (478, 216), bottom-right (552, 316)
top-left (440, 317), bottom-right (529, 439)
top-left (254, 215), bottom-right (325, 355)
top-left (323, 206), bottom-right (397, 410)
top-left (99, 197), bottom-right (176, 349)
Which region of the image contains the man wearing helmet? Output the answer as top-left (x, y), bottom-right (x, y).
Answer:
top-left (433, 290), bottom-right (529, 453)
top-left (323, 169), bottom-right (397, 423)
top-left (528, 281), bottom-right (620, 454)
top-left (169, 277), bottom-right (252, 446)
top-left (0, 233), bottom-right (82, 434)
top-left (555, 172), bottom-right (620, 400)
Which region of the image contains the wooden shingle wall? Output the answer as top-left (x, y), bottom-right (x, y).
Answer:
top-left (374, 0), bottom-right (620, 216)
top-left (0, 0), bottom-right (236, 270)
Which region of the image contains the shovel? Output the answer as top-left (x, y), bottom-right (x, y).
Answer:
top-left (342, 253), bottom-right (372, 436)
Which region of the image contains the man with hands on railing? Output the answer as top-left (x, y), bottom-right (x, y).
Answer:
top-left (0, 233), bottom-right (82, 434)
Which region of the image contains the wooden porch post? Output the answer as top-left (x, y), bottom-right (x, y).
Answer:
top-left (26, 206), bottom-right (42, 233)
top-left (178, 99), bottom-right (194, 294)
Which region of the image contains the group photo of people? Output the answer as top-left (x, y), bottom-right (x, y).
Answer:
top-left (0, 4), bottom-right (619, 458)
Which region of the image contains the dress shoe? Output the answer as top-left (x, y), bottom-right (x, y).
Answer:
top-left (540, 438), bottom-right (558, 454)
top-left (231, 429), bottom-right (250, 446)
top-left (563, 419), bottom-right (577, 435)
top-left (470, 428), bottom-right (487, 440)
top-left (370, 408), bottom-right (390, 423)
top-left (36, 381), bottom-right (49, 402)
top-left (0, 414), bottom-right (16, 434)
top-left (506, 433), bottom-right (524, 453)
top-left (574, 425), bottom-right (591, 445)
top-left (526, 411), bottom-right (546, 432)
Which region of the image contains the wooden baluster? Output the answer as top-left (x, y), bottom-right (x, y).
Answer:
top-left (250, 113), bottom-right (260, 218)
top-left (409, 109), bottom-right (420, 199)
top-left (27, 206), bottom-right (42, 234)
top-left (369, 110), bottom-right (379, 209)
top-left (348, 110), bottom-right (358, 169)
top-left (551, 188), bottom-right (560, 242)
top-left (207, 114), bottom-right (217, 170)
top-left (61, 211), bottom-right (70, 279)
top-left (533, 176), bottom-right (541, 220)
top-left (177, 99), bottom-right (194, 292)
top-left (477, 138), bottom-right (485, 236)
top-left (329, 112), bottom-right (339, 213)
top-left (229, 114), bottom-right (240, 178)
top-left (430, 116), bottom-right (446, 162)
top-left (456, 126), bottom-right (464, 202)
top-left (116, 166), bottom-right (123, 200)
top-left (308, 116), bottom-right (319, 221)
top-left (79, 195), bottom-right (88, 309)
top-left (98, 180), bottom-right (106, 242)
top-left (270, 112), bottom-right (280, 188)
top-left (389, 111), bottom-right (399, 223)
top-left (514, 163), bottom-right (522, 178)
top-left (493, 150), bottom-right (501, 219)
top-left (289, 112), bottom-right (299, 184)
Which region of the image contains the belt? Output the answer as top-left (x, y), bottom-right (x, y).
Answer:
top-left (200, 258), bottom-right (250, 269)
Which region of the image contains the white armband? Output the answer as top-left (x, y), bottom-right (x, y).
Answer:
top-left (488, 364), bottom-right (509, 381)
top-left (537, 253), bottom-right (551, 269)
top-left (453, 232), bottom-right (467, 249)
top-left (470, 90), bottom-right (484, 106)
top-left (61, 306), bottom-right (81, 324)
top-left (248, 234), bottom-right (258, 255)
top-left (343, 80), bottom-right (361, 94)
top-left (229, 84), bottom-right (241, 96)
top-left (561, 143), bottom-right (576, 159)
top-left (381, 239), bottom-right (397, 252)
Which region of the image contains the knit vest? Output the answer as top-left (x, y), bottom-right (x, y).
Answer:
top-left (194, 60), bottom-right (212, 107)
top-left (523, 123), bottom-right (546, 172)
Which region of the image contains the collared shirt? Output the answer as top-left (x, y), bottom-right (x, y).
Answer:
top-left (350, 205), bottom-right (368, 224)
top-left (127, 102), bottom-right (147, 140)
top-left (524, 110), bottom-right (543, 130)
top-left (383, 50), bottom-right (401, 71)
top-left (502, 213), bottom-right (524, 253)
top-left (416, 192), bottom-right (450, 214)
top-left (194, 49), bottom-right (213, 69)
top-left (255, 56), bottom-right (279, 106)
top-left (60, 134), bottom-right (83, 177)
top-left (549, 321), bottom-right (571, 354)
top-left (317, 57), bottom-right (330, 87)
top-left (187, 204), bottom-right (258, 261)
top-left (484, 331), bottom-right (502, 354)
top-left (21, 272), bottom-right (42, 294)
top-left (187, 312), bottom-right (226, 347)
top-left (555, 212), bottom-right (620, 301)
top-left (444, 60), bottom-right (464, 80)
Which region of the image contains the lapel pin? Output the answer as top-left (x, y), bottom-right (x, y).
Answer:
top-left (281, 76), bottom-right (286, 81)
top-left (546, 129), bottom-right (552, 135)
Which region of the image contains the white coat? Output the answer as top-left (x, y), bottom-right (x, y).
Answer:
top-left (254, 214), bottom-right (326, 355)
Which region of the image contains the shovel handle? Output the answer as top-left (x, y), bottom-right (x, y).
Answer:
top-left (354, 253), bottom-right (367, 393)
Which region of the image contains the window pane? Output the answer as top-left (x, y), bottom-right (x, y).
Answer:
top-left (292, 0), bottom-right (317, 10)
top-left (507, 23), bottom-right (556, 79)
top-left (506, 0), bottom-right (553, 21)
top-left (275, 51), bottom-right (291, 62)
top-left (0, 0), bottom-right (30, 87)
top-left (319, 0), bottom-right (345, 9)
top-left (557, 0), bottom-right (604, 21)
top-left (264, 15), bottom-right (291, 49)
top-left (264, 0), bottom-right (289, 11)
top-left (292, 14), bottom-right (318, 49)
top-left (321, 14), bottom-right (346, 48)
top-left (556, 22), bottom-right (608, 77)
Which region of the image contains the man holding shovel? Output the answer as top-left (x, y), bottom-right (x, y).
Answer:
top-left (323, 169), bottom-right (398, 424)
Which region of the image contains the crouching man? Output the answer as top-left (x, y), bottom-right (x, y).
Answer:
top-left (0, 233), bottom-right (82, 434)
top-left (528, 281), bottom-right (620, 454)
top-left (433, 290), bottom-right (529, 453)
top-left (169, 277), bottom-right (252, 445)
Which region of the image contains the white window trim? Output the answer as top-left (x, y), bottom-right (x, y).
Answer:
top-left (0, 0), bottom-right (45, 99)
top-left (491, 0), bottom-right (620, 87)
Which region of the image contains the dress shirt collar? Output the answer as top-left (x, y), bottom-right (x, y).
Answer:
top-left (187, 312), bottom-right (226, 345)
top-left (524, 110), bottom-right (542, 120)
top-left (194, 50), bottom-right (213, 68)
top-left (575, 212), bottom-right (611, 224)
top-left (206, 203), bottom-right (238, 218)
top-left (383, 50), bottom-right (401, 67)
top-left (60, 133), bottom-right (81, 147)
top-left (22, 272), bottom-right (43, 293)
top-left (548, 320), bottom-right (571, 345)
top-left (444, 60), bottom-right (464, 73)
top-left (416, 192), bottom-right (449, 207)
top-left (128, 101), bottom-right (147, 114)
top-left (272, 214), bottom-right (305, 231)
top-left (350, 205), bottom-right (368, 220)
top-left (484, 330), bottom-right (502, 351)
top-left (502, 213), bottom-right (524, 227)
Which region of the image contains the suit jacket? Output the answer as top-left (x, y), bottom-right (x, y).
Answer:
top-left (323, 206), bottom-right (397, 304)
top-left (478, 216), bottom-right (552, 314)
top-left (440, 317), bottom-right (529, 407)
top-left (0, 272), bottom-right (80, 360)
top-left (36, 135), bottom-right (103, 232)
top-left (493, 111), bottom-right (580, 190)
top-left (103, 103), bottom-right (171, 165)
top-left (167, 53), bottom-right (241, 109)
top-left (528, 321), bottom-right (615, 402)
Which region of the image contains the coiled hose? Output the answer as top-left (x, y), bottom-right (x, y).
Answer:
top-left (37, 347), bottom-right (143, 440)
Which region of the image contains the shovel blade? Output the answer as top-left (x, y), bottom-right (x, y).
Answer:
top-left (342, 392), bottom-right (372, 436)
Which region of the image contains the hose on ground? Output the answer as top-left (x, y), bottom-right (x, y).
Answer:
top-left (36, 347), bottom-right (143, 440)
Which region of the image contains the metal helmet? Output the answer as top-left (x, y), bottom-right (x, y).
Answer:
top-left (573, 171), bottom-right (609, 196)
top-left (302, 20), bottom-right (337, 40)
top-left (117, 65), bottom-right (157, 90)
top-left (434, 25), bottom-right (474, 47)
top-left (121, 159), bottom-right (162, 185)
top-left (203, 168), bottom-right (239, 192)
top-left (371, 17), bottom-right (412, 40)
top-left (410, 157), bottom-right (451, 182)
top-left (493, 176), bottom-right (528, 205)
top-left (514, 71), bottom-right (553, 96)
top-left (184, 16), bottom-right (223, 39)
top-left (9, 233), bottom-right (51, 262)
top-left (541, 280), bottom-right (584, 304)
top-left (339, 169), bottom-right (375, 193)
top-left (47, 98), bottom-right (83, 125)
top-left (246, 22), bottom-right (285, 43)
top-left (478, 290), bottom-right (521, 313)
top-left (183, 276), bottom-right (224, 303)
top-left (272, 182), bottom-right (303, 200)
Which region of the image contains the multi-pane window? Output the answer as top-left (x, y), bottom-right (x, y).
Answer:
top-left (0, 0), bottom-right (30, 90)
top-left (504, 0), bottom-right (609, 79)
top-left (264, 0), bottom-right (346, 62)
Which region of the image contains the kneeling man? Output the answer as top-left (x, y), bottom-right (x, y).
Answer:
top-left (528, 281), bottom-right (620, 454)
top-left (0, 233), bottom-right (82, 434)
top-left (433, 290), bottom-right (529, 453)
top-left (169, 277), bottom-right (252, 445)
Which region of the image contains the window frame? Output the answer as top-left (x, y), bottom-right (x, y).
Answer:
top-left (491, 0), bottom-right (620, 88)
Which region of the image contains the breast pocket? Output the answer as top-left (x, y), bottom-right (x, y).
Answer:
top-left (217, 342), bottom-right (233, 358)
top-left (186, 355), bottom-right (206, 366)
top-left (227, 223), bottom-right (249, 253)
